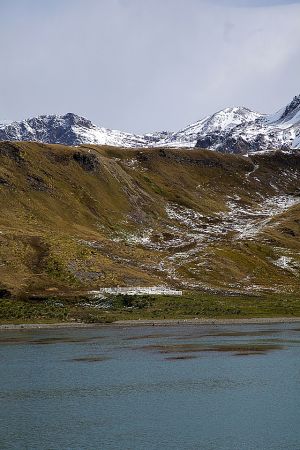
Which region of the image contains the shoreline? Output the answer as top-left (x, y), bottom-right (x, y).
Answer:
top-left (1, 316), bottom-right (300, 330)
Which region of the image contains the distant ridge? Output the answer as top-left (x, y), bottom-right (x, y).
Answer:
top-left (0, 94), bottom-right (300, 153)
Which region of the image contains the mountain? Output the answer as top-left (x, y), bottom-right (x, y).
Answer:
top-left (0, 95), bottom-right (300, 152)
top-left (158, 106), bottom-right (262, 148)
top-left (0, 113), bottom-right (148, 147)
top-left (195, 95), bottom-right (300, 153)
top-left (0, 141), bottom-right (299, 321)
top-left (0, 141), bottom-right (299, 299)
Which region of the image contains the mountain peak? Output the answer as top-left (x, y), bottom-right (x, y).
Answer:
top-left (26, 112), bottom-right (95, 129)
top-left (281, 94), bottom-right (300, 120)
top-left (59, 112), bottom-right (94, 128)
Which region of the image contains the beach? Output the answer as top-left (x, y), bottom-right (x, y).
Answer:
top-left (1, 316), bottom-right (300, 330)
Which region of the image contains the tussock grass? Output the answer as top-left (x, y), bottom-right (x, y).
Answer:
top-left (1, 291), bottom-right (300, 324)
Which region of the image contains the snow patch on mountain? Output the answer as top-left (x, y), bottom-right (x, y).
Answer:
top-left (273, 256), bottom-right (300, 275)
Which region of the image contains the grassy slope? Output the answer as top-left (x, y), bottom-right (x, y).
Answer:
top-left (0, 141), bottom-right (299, 322)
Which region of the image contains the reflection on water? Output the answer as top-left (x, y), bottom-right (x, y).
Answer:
top-left (165, 355), bottom-right (198, 361)
top-left (0, 323), bottom-right (300, 450)
top-left (70, 355), bottom-right (111, 363)
top-left (138, 342), bottom-right (285, 355)
top-left (0, 335), bottom-right (104, 346)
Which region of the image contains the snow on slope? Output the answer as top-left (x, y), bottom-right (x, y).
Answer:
top-left (0, 95), bottom-right (300, 153)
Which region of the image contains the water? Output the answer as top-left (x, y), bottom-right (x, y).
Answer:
top-left (0, 323), bottom-right (300, 450)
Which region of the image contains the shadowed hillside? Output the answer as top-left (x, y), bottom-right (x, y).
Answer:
top-left (0, 141), bottom-right (299, 305)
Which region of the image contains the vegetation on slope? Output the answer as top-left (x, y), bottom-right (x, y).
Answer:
top-left (0, 141), bottom-right (299, 321)
top-left (1, 292), bottom-right (300, 324)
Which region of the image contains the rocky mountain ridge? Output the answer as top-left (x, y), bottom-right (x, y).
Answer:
top-left (0, 95), bottom-right (300, 153)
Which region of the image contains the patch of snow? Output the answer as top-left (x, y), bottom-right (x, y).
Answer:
top-left (273, 256), bottom-right (300, 275)
top-left (220, 195), bottom-right (300, 239)
top-left (89, 286), bottom-right (182, 296)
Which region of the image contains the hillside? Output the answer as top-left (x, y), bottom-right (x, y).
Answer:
top-left (0, 141), bottom-right (299, 308)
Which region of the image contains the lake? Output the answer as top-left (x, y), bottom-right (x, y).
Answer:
top-left (0, 323), bottom-right (299, 449)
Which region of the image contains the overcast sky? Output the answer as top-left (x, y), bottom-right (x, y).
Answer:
top-left (0, 0), bottom-right (300, 133)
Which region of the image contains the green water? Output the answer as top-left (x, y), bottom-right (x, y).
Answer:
top-left (0, 323), bottom-right (299, 449)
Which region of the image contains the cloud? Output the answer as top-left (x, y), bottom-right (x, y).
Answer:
top-left (212, 0), bottom-right (300, 6)
top-left (0, 0), bottom-right (299, 133)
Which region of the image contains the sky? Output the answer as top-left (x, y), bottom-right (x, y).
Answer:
top-left (0, 0), bottom-right (300, 133)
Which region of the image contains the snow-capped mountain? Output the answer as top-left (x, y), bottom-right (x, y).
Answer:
top-left (0, 95), bottom-right (300, 153)
top-left (0, 113), bottom-right (149, 147)
top-left (195, 95), bottom-right (300, 153)
top-left (156, 107), bottom-right (262, 148)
